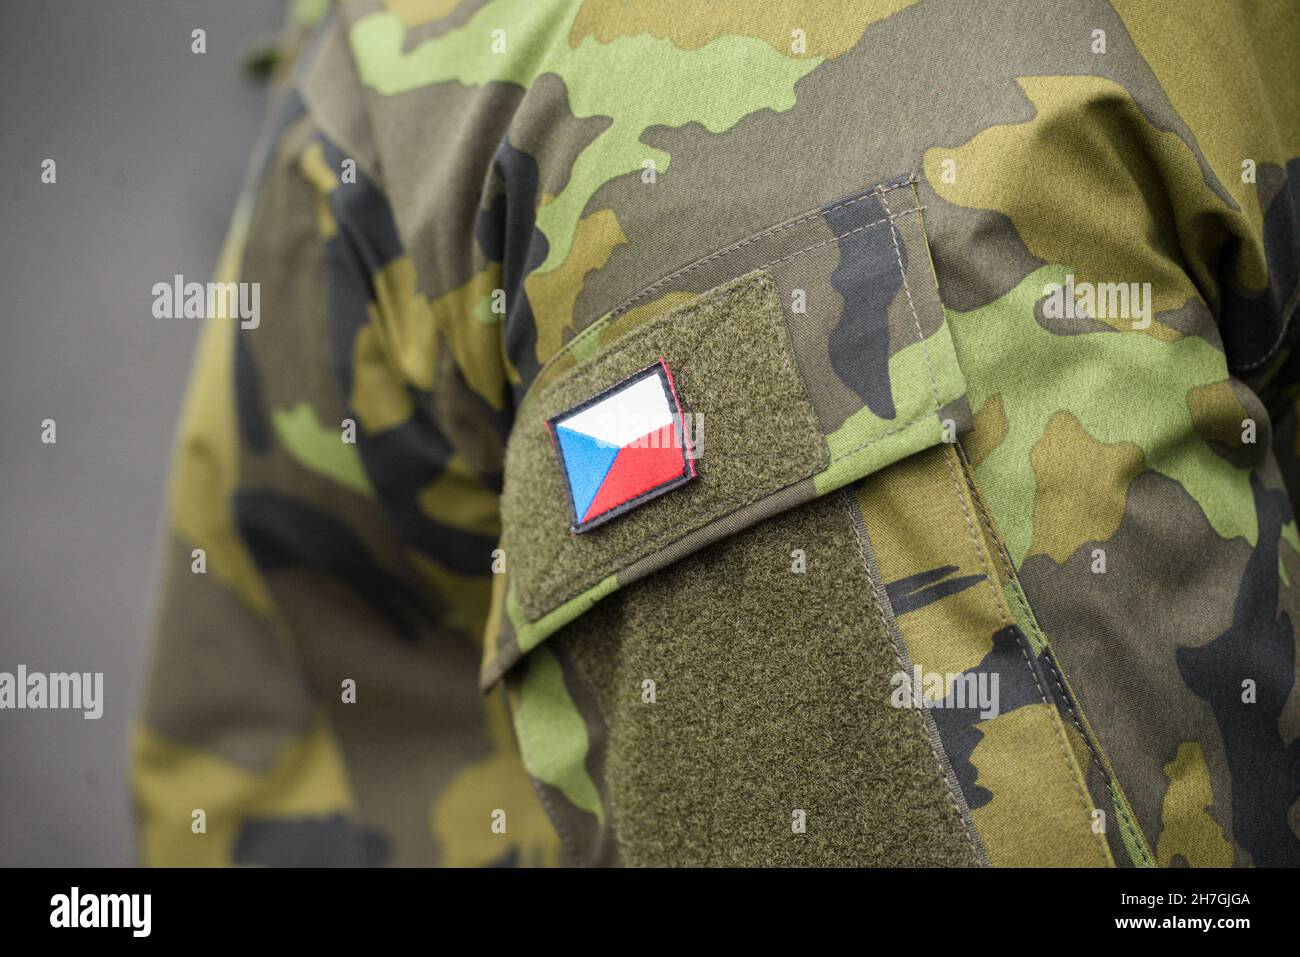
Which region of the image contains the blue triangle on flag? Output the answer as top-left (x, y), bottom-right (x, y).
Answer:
top-left (556, 426), bottom-right (621, 521)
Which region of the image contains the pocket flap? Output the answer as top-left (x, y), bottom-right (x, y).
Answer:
top-left (481, 174), bottom-right (969, 688)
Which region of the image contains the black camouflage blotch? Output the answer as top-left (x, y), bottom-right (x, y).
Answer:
top-left (232, 91), bottom-right (310, 457)
top-left (1176, 473), bottom-right (1300, 866)
top-left (233, 326), bottom-right (271, 452)
top-left (234, 491), bottom-right (427, 641)
top-left (885, 564), bottom-right (986, 616)
top-left (1220, 158), bottom-right (1300, 373)
top-left (929, 624), bottom-right (1044, 810)
top-left (475, 135), bottom-right (548, 402)
top-left (486, 847), bottom-right (520, 868)
top-left (313, 134), bottom-right (499, 577)
top-left (824, 191), bottom-right (900, 420)
top-left (233, 813), bottom-right (389, 867)
top-left (317, 135), bottom-right (405, 396)
top-left (444, 351), bottom-right (515, 457)
top-left (322, 138), bottom-right (406, 273)
top-left (360, 411), bottom-right (500, 574)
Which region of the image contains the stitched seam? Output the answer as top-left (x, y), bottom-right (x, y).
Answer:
top-left (883, 187), bottom-right (1078, 811)
top-left (940, 451), bottom-right (1109, 866)
top-left (1016, 572), bottom-right (1136, 864)
top-left (607, 181), bottom-right (917, 321)
top-left (745, 204), bottom-right (933, 474)
top-left (960, 446), bottom-right (1150, 866)
top-left (889, 174), bottom-right (1112, 868)
top-left (826, 403), bottom-right (936, 465)
top-left (881, 185), bottom-right (989, 613)
top-left (548, 177), bottom-right (919, 373)
top-left (1038, 649), bottom-right (1138, 844)
top-left (618, 206), bottom-right (925, 321)
top-left (878, 189), bottom-right (941, 410)
top-left (892, 180), bottom-right (1105, 864)
top-left (992, 516), bottom-right (1152, 864)
top-left (840, 489), bottom-right (988, 865)
top-left (999, 545), bottom-right (1105, 775)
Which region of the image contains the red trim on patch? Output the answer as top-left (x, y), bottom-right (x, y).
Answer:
top-left (657, 356), bottom-right (695, 478)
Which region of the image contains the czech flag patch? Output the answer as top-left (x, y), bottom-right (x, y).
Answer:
top-left (547, 358), bottom-right (696, 533)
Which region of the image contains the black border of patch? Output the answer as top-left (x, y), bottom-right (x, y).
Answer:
top-left (545, 358), bottom-right (696, 534)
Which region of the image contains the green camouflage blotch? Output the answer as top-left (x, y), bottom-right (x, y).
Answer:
top-left (349, 2), bottom-right (820, 274)
top-left (512, 645), bottom-right (604, 825)
top-left (948, 265), bottom-right (1258, 565)
top-left (272, 402), bottom-right (374, 498)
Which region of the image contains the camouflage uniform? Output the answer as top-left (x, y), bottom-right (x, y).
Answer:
top-left (136, 0), bottom-right (1300, 867)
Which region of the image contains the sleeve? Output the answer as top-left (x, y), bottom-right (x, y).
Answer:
top-left (132, 10), bottom-right (562, 867)
top-left (1178, 5), bottom-right (1300, 510)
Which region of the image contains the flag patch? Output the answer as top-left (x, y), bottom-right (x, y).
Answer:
top-left (547, 358), bottom-right (696, 533)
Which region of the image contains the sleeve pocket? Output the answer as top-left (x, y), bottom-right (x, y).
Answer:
top-left (482, 173), bottom-right (969, 688)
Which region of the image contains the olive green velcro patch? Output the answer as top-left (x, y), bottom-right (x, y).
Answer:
top-left (503, 270), bottom-right (827, 621)
top-left (553, 491), bottom-right (982, 866)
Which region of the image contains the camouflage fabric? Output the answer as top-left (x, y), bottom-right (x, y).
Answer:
top-left (136, 0), bottom-right (1300, 867)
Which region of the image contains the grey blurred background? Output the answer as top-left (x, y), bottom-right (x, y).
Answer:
top-left (0, 0), bottom-right (287, 866)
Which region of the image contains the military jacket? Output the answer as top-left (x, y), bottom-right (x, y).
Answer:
top-left (136, 0), bottom-right (1300, 868)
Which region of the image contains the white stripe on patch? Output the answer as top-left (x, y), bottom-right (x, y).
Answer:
top-left (557, 372), bottom-right (674, 447)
